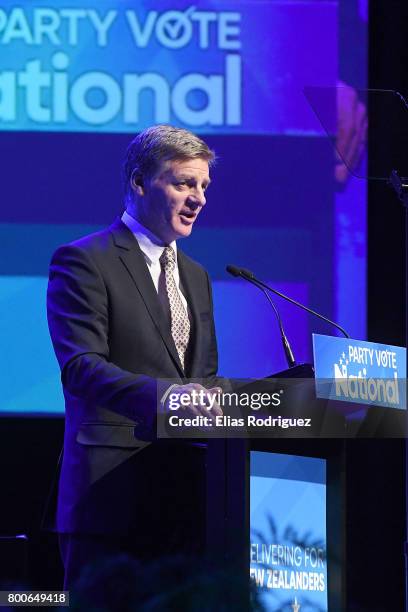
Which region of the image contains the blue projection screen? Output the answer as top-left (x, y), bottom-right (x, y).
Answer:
top-left (0, 1), bottom-right (367, 415)
top-left (250, 451), bottom-right (327, 611)
top-left (0, 1), bottom-right (335, 134)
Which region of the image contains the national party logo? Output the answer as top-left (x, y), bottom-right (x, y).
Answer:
top-left (313, 334), bottom-right (406, 410)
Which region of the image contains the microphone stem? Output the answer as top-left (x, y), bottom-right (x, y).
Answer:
top-left (262, 290), bottom-right (296, 367)
top-left (244, 276), bottom-right (297, 368)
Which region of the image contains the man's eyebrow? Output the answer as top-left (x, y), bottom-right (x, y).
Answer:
top-left (173, 174), bottom-right (211, 185)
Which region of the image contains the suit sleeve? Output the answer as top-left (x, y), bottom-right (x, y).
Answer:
top-left (47, 243), bottom-right (157, 428)
top-left (202, 270), bottom-right (219, 380)
top-left (198, 270), bottom-right (233, 397)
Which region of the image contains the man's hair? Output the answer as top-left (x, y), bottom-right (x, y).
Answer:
top-left (123, 124), bottom-right (215, 202)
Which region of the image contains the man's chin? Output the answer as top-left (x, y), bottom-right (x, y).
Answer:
top-left (174, 223), bottom-right (193, 240)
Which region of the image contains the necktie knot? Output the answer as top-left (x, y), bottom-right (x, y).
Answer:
top-left (160, 246), bottom-right (176, 272)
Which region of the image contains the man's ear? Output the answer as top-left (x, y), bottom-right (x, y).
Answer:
top-left (131, 170), bottom-right (144, 196)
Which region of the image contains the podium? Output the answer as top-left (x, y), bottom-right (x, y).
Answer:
top-left (205, 336), bottom-right (406, 610)
top-left (206, 366), bottom-right (345, 611)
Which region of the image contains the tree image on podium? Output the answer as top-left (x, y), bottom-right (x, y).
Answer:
top-left (250, 452), bottom-right (328, 611)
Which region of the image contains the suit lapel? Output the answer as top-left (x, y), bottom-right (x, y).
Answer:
top-left (109, 218), bottom-right (184, 376)
top-left (177, 250), bottom-right (202, 378)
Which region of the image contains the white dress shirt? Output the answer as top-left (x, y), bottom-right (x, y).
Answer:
top-left (121, 210), bottom-right (189, 316)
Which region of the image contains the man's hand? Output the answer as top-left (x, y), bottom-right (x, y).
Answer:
top-left (165, 383), bottom-right (223, 422)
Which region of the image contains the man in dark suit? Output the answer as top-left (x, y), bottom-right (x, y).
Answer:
top-left (47, 125), bottom-right (223, 588)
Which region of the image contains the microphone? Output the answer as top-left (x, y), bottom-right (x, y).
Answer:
top-left (226, 265), bottom-right (350, 339)
top-left (226, 265), bottom-right (296, 367)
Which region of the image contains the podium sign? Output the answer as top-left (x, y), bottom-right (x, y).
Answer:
top-left (312, 334), bottom-right (406, 410)
top-left (250, 451), bottom-right (328, 611)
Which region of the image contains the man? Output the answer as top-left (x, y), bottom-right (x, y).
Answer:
top-left (47, 125), bottom-right (223, 588)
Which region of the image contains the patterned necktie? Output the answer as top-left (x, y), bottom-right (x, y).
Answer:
top-left (160, 246), bottom-right (190, 369)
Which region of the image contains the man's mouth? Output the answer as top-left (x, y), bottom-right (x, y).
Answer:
top-left (179, 211), bottom-right (196, 223)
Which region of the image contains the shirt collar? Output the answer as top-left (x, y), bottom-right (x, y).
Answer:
top-left (121, 210), bottom-right (177, 265)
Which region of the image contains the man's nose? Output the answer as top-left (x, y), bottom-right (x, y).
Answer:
top-left (188, 189), bottom-right (206, 209)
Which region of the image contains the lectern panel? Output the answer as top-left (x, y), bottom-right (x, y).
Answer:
top-left (250, 451), bottom-right (327, 611)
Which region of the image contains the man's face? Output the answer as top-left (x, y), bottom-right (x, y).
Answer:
top-left (134, 157), bottom-right (210, 244)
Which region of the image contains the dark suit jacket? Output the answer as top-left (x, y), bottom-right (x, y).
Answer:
top-left (47, 218), bottom-right (219, 535)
